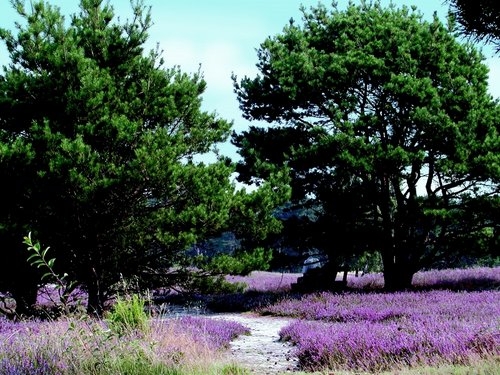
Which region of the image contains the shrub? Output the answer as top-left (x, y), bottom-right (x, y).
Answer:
top-left (198, 247), bottom-right (272, 276)
top-left (183, 274), bottom-right (247, 295)
top-left (105, 294), bottom-right (150, 337)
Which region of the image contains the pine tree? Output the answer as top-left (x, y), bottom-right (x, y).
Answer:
top-left (0, 0), bottom-right (288, 314)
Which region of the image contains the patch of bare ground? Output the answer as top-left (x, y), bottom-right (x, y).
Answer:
top-left (207, 312), bottom-right (299, 374)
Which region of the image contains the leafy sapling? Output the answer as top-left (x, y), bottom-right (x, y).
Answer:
top-left (23, 232), bottom-right (77, 315)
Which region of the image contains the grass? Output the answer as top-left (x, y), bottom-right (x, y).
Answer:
top-left (290, 357), bottom-right (500, 374)
top-left (105, 293), bottom-right (150, 336)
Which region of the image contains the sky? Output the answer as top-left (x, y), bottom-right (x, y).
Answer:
top-left (1, 0), bottom-right (499, 162)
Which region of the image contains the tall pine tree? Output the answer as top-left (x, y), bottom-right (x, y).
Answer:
top-left (0, 0), bottom-right (288, 314)
top-left (233, 1), bottom-right (500, 290)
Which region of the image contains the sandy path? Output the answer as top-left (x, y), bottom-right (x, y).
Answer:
top-left (207, 312), bottom-right (299, 374)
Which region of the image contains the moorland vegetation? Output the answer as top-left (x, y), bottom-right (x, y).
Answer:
top-left (0, 0), bottom-right (499, 373)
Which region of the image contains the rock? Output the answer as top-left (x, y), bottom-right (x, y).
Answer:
top-left (0, 292), bottom-right (17, 319)
top-left (291, 268), bottom-right (347, 293)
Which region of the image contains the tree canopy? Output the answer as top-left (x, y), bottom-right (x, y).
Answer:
top-left (0, 0), bottom-right (289, 314)
top-left (232, 0), bottom-right (500, 290)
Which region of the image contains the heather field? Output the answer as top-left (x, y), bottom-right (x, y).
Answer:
top-left (253, 267), bottom-right (500, 373)
top-left (229, 266), bottom-right (500, 292)
top-left (0, 266), bottom-right (499, 374)
top-left (264, 290), bottom-right (500, 372)
top-left (0, 313), bottom-right (250, 374)
top-left (227, 267), bottom-right (500, 373)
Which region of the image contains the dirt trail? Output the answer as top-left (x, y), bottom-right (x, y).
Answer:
top-left (207, 312), bottom-right (299, 374)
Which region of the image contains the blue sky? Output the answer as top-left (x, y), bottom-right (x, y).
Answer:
top-left (1, 0), bottom-right (499, 162)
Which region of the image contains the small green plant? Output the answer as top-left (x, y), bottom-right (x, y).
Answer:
top-left (220, 363), bottom-right (252, 374)
top-left (23, 232), bottom-right (77, 315)
top-left (105, 294), bottom-right (150, 337)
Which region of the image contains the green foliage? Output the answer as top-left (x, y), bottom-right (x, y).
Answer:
top-left (93, 357), bottom-right (182, 375)
top-left (233, 0), bottom-right (500, 290)
top-left (23, 232), bottom-right (77, 315)
top-left (201, 247), bottom-right (273, 276)
top-left (105, 294), bottom-right (150, 337)
top-left (184, 274), bottom-right (246, 295)
top-left (24, 232), bottom-right (62, 283)
top-left (230, 169), bottom-right (292, 246)
top-left (184, 246), bottom-right (272, 294)
top-left (0, 0), bottom-right (288, 314)
top-left (477, 255), bottom-right (500, 268)
top-left (352, 251), bottom-right (383, 274)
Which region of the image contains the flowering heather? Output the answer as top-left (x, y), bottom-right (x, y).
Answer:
top-left (0, 315), bottom-right (249, 374)
top-left (346, 272), bottom-right (385, 290)
top-left (412, 266), bottom-right (500, 290)
top-left (226, 267), bottom-right (500, 293)
top-left (226, 271), bottom-right (301, 292)
top-left (36, 284), bottom-right (88, 307)
top-left (0, 318), bottom-right (85, 374)
top-left (266, 290), bottom-right (500, 372)
top-left (153, 316), bottom-right (250, 352)
top-left (280, 317), bottom-right (499, 372)
top-left (347, 266), bottom-right (500, 291)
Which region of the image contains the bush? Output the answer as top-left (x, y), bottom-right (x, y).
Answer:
top-left (201, 247), bottom-right (273, 276)
top-left (186, 275), bottom-right (246, 295)
top-left (105, 294), bottom-right (149, 336)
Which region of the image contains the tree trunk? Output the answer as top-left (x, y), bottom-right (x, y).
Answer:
top-left (382, 254), bottom-right (415, 291)
top-left (379, 206), bottom-right (416, 291)
top-left (86, 280), bottom-right (105, 316)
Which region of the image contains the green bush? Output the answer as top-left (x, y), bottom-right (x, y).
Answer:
top-left (105, 294), bottom-right (150, 336)
top-left (202, 247), bottom-right (272, 276)
top-left (186, 275), bottom-right (246, 295)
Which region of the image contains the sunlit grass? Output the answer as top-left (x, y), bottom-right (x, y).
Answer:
top-left (290, 357), bottom-right (500, 375)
